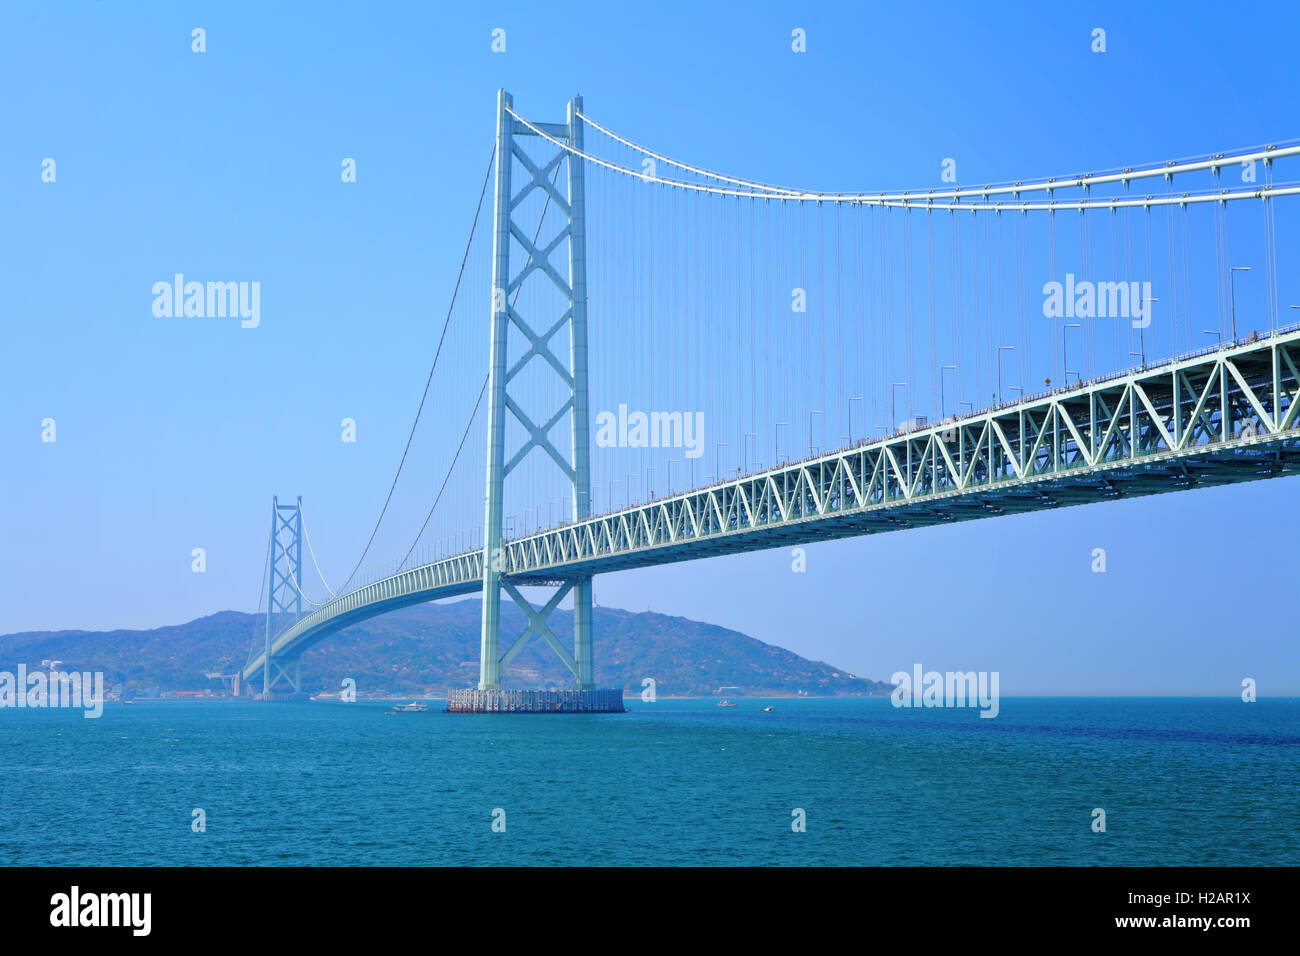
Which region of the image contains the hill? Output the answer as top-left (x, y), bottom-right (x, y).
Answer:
top-left (0, 601), bottom-right (892, 698)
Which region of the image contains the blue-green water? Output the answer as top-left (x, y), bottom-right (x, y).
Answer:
top-left (1, 697), bottom-right (1295, 866)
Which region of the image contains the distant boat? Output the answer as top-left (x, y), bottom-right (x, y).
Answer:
top-left (717, 699), bottom-right (736, 708)
top-left (761, 705), bottom-right (774, 712)
top-left (386, 701), bottom-right (428, 714)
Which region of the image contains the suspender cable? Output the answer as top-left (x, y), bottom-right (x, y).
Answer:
top-left (928, 210), bottom-right (937, 418)
top-left (299, 502), bottom-right (338, 598)
top-left (1166, 175), bottom-right (1179, 357)
top-left (399, 374), bottom-right (490, 568)
top-left (904, 210), bottom-right (914, 420)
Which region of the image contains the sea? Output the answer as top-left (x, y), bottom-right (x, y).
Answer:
top-left (1, 697), bottom-right (1295, 866)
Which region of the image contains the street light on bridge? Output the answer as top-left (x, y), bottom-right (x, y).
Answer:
top-left (1229, 266), bottom-right (1250, 342)
top-left (1063, 324), bottom-right (1081, 384)
top-left (1139, 296), bottom-right (1157, 367)
top-left (940, 365), bottom-right (957, 419)
top-left (997, 346), bottom-right (1014, 402)
top-left (891, 382), bottom-right (908, 430)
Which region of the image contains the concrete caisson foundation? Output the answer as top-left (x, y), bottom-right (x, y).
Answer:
top-left (445, 688), bottom-right (625, 714)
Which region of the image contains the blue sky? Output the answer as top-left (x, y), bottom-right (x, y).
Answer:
top-left (1, 0), bottom-right (1297, 694)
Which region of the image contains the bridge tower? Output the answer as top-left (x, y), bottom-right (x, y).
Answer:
top-left (467, 90), bottom-right (620, 714)
top-left (262, 495), bottom-right (305, 698)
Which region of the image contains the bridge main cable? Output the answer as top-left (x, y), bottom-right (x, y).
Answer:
top-left (299, 500), bottom-right (338, 600)
top-left (394, 134), bottom-right (568, 572)
top-left (515, 107), bottom-right (1300, 210)
top-left (333, 140), bottom-right (497, 594)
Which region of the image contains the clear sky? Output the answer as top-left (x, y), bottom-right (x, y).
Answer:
top-left (2, 0), bottom-right (1297, 694)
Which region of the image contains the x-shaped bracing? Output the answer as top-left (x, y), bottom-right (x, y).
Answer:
top-left (504, 393), bottom-right (576, 480)
top-left (498, 580), bottom-right (577, 676)
top-left (265, 656), bottom-right (300, 694)
top-left (509, 143), bottom-right (570, 218)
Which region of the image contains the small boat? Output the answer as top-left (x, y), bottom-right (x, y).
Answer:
top-left (761, 705), bottom-right (774, 712)
top-left (386, 701), bottom-right (428, 714)
top-left (717, 699), bottom-right (736, 708)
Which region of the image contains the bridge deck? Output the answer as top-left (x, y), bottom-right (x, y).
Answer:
top-left (244, 326), bottom-right (1300, 685)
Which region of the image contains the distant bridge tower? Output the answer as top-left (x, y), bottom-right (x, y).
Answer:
top-left (262, 495), bottom-right (305, 698)
top-left (472, 89), bottom-right (619, 713)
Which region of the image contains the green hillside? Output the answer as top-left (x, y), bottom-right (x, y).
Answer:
top-left (0, 601), bottom-right (892, 698)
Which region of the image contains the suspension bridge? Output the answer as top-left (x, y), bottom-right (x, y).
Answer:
top-left (241, 90), bottom-right (1300, 708)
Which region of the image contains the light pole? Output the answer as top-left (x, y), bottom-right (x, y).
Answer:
top-left (808, 411), bottom-right (823, 456)
top-left (1139, 296), bottom-right (1157, 366)
top-left (891, 382), bottom-right (908, 430)
top-left (646, 465), bottom-right (655, 500)
top-left (847, 397), bottom-right (863, 444)
top-left (627, 473), bottom-right (637, 507)
top-left (940, 365), bottom-right (956, 419)
top-left (775, 422), bottom-right (789, 464)
top-left (744, 433), bottom-right (756, 474)
top-left (714, 443), bottom-right (728, 484)
top-left (1063, 323), bottom-right (1081, 384)
top-left (997, 346), bottom-right (1014, 403)
top-left (1202, 330), bottom-right (1222, 346)
top-left (1229, 266), bottom-right (1250, 342)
